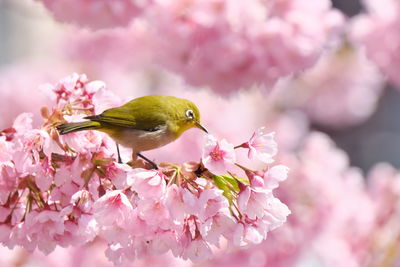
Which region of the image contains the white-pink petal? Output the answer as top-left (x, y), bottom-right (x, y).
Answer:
top-left (247, 127), bottom-right (278, 164)
top-left (264, 165), bottom-right (290, 190)
top-left (202, 135), bottom-right (236, 175)
top-left (130, 169), bottom-right (166, 199)
top-left (93, 190), bottom-right (134, 229)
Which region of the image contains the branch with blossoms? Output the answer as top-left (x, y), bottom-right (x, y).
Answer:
top-left (0, 74), bottom-right (290, 264)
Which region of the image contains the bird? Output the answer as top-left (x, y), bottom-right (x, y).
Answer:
top-left (56, 95), bottom-right (208, 168)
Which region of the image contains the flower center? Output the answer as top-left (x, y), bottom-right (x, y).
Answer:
top-left (211, 150), bottom-right (224, 161)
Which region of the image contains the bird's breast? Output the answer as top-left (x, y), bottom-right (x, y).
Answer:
top-left (109, 125), bottom-right (176, 153)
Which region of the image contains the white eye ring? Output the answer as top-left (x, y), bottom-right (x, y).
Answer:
top-left (186, 109), bottom-right (194, 119)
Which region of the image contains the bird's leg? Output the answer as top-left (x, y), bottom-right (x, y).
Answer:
top-left (137, 153), bottom-right (158, 170)
top-left (116, 143), bottom-right (122, 164)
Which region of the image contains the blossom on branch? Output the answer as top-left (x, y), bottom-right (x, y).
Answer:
top-left (202, 135), bottom-right (236, 175)
top-left (239, 127), bottom-right (278, 163)
top-left (0, 74), bottom-right (289, 264)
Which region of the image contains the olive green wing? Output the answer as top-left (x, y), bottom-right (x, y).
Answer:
top-left (85, 97), bottom-right (168, 131)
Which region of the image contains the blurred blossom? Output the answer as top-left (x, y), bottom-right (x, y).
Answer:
top-left (63, 27), bottom-right (152, 74)
top-left (365, 163), bottom-right (400, 267)
top-left (37, 0), bottom-right (148, 29)
top-left (272, 42), bottom-right (385, 128)
top-left (351, 0), bottom-right (400, 89)
top-left (143, 0), bottom-right (345, 94)
top-left (0, 63), bottom-right (70, 129)
top-left (0, 242), bottom-right (190, 267)
top-left (266, 111), bottom-right (309, 152)
top-left (240, 127), bottom-right (277, 163)
top-left (61, 0), bottom-right (345, 94)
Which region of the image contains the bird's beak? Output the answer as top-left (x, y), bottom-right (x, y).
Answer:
top-left (195, 121), bottom-right (208, 133)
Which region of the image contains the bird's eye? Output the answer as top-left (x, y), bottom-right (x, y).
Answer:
top-left (185, 109), bottom-right (194, 119)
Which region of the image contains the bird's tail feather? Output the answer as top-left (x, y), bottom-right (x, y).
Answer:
top-left (57, 121), bottom-right (101, 135)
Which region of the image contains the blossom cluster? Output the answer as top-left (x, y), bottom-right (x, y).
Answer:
top-left (141, 0), bottom-right (345, 94)
top-left (43, 0), bottom-right (345, 94)
top-left (351, 0), bottom-right (400, 89)
top-left (5, 128), bottom-right (400, 266)
top-left (0, 74), bottom-right (290, 264)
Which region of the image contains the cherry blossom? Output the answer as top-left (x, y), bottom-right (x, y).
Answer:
top-left (202, 135), bottom-right (236, 175)
top-left (0, 74), bottom-right (289, 264)
top-left (240, 127), bottom-right (278, 163)
top-left (130, 170), bottom-right (167, 199)
top-left (93, 190), bottom-right (134, 229)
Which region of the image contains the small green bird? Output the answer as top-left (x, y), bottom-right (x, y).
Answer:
top-left (57, 95), bottom-right (208, 168)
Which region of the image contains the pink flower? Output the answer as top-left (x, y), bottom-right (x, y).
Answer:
top-left (17, 128), bottom-right (63, 164)
top-left (22, 210), bottom-right (66, 254)
top-left (238, 166), bottom-right (289, 220)
top-left (182, 237), bottom-right (213, 263)
top-left (51, 73), bottom-right (89, 104)
top-left (145, 230), bottom-right (180, 256)
top-left (0, 162), bottom-right (18, 204)
top-left (12, 113), bottom-right (33, 133)
top-left (58, 122), bottom-right (105, 153)
top-left (238, 185), bottom-right (271, 220)
top-left (263, 197), bottom-right (291, 231)
top-left (70, 189), bottom-right (93, 213)
top-left (33, 161), bottom-right (53, 192)
top-left (0, 225), bottom-right (11, 244)
top-left (233, 223), bottom-right (265, 247)
top-left (200, 213), bottom-right (236, 246)
top-left (243, 127), bottom-right (278, 163)
top-left (196, 188), bottom-right (230, 222)
top-left (0, 136), bottom-right (13, 162)
top-left (202, 135), bottom-right (236, 175)
top-left (54, 163), bottom-right (72, 187)
top-left (93, 190), bottom-right (133, 229)
top-left (105, 163), bottom-right (136, 190)
top-left (165, 185), bottom-right (196, 223)
top-left (263, 165), bottom-right (290, 190)
top-left (61, 213), bottom-right (98, 246)
top-left (93, 191), bottom-right (136, 247)
top-left (92, 85), bottom-right (123, 115)
top-left (130, 169), bottom-right (167, 199)
top-left (137, 199), bottom-right (170, 228)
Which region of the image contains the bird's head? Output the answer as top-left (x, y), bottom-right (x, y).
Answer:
top-left (171, 98), bottom-right (208, 137)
